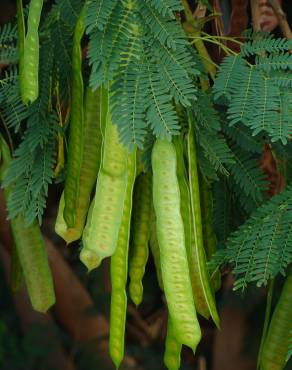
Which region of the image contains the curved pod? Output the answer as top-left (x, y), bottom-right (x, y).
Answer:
top-left (109, 152), bottom-right (136, 369)
top-left (81, 110), bottom-right (128, 268)
top-left (20, 0), bottom-right (44, 104)
top-left (152, 139), bottom-right (201, 351)
top-left (164, 317), bottom-right (182, 370)
top-left (129, 171), bottom-right (152, 305)
top-left (63, 5), bottom-right (87, 227)
top-left (188, 125), bottom-right (220, 327)
top-left (261, 273), bottom-right (292, 370)
top-left (55, 88), bottom-right (102, 243)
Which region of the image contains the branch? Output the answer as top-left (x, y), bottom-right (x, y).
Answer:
top-left (268, 0), bottom-right (292, 39)
top-left (181, 1), bottom-right (216, 81)
top-left (181, 0), bottom-right (193, 22)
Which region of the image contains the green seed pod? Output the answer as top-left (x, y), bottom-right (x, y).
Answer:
top-left (0, 137), bottom-right (55, 313)
top-left (164, 317), bottom-right (182, 370)
top-left (200, 177), bottom-right (221, 292)
top-left (129, 171), bottom-right (152, 306)
top-left (55, 88), bottom-right (102, 243)
top-left (81, 105), bottom-right (128, 268)
top-left (149, 211), bottom-right (164, 290)
top-left (10, 243), bottom-right (23, 294)
top-left (20, 0), bottom-right (44, 104)
top-left (63, 5), bottom-right (87, 227)
top-left (152, 138), bottom-right (201, 351)
top-left (174, 136), bottom-right (210, 318)
top-left (17, 0), bottom-right (25, 101)
top-left (109, 152), bottom-right (136, 369)
top-left (261, 273), bottom-right (292, 370)
top-left (11, 218), bottom-right (56, 312)
top-left (187, 124), bottom-right (220, 328)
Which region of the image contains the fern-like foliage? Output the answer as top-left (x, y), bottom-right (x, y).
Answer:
top-left (240, 36), bottom-right (292, 56)
top-left (0, 22), bottom-right (18, 65)
top-left (221, 125), bottom-right (263, 155)
top-left (146, 0), bottom-right (183, 18)
top-left (192, 92), bottom-right (235, 178)
top-left (0, 67), bottom-right (28, 132)
top-left (213, 55), bottom-right (248, 103)
top-left (227, 145), bottom-right (268, 205)
top-left (49, 0), bottom-right (84, 98)
top-left (212, 186), bottom-right (292, 290)
top-left (86, 0), bottom-right (199, 148)
top-left (1, 0), bottom-right (83, 223)
top-left (214, 118), bottom-right (268, 220)
top-left (213, 35), bottom-right (292, 144)
top-left (212, 177), bottom-right (233, 244)
top-left (197, 130), bottom-right (234, 176)
top-left (271, 141), bottom-right (292, 187)
top-left (3, 42), bottom-right (57, 224)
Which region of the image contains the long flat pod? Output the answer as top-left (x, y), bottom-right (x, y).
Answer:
top-left (55, 88), bottom-right (102, 243)
top-left (11, 218), bottom-right (56, 312)
top-left (80, 200), bottom-right (102, 270)
top-left (187, 123), bottom-right (220, 328)
top-left (10, 242), bottom-right (23, 293)
top-left (129, 171), bottom-right (152, 306)
top-left (164, 317), bottom-right (182, 370)
top-left (63, 4), bottom-right (86, 227)
top-left (81, 107), bottom-right (128, 267)
top-left (173, 137), bottom-right (192, 257)
top-left (109, 152), bottom-right (136, 369)
top-left (16, 0), bottom-right (25, 101)
top-left (152, 139), bottom-right (201, 351)
top-left (0, 137), bottom-right (55, 313)
top-left (261, 272), bottom-right (292, 370)
top-left (149, 211), bottom-right (164, 290)
top-left (200, 177), bottom-right (217, 261)
top-left (200, 177), bottom-right (221, 292)
top-left (21, 0), bottom-right (44, 104)
top-left (174, 136), bottom-right (210, 318)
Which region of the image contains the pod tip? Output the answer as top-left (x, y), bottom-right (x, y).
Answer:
top-left (80, 249), bottom-right (101, 272)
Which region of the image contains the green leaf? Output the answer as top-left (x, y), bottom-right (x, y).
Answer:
top-left (145, 0), bottom-right (183, 18)
top-left (85, 0), bottom-right (118, 33)
top-left (240, 37), bottom-right (292, 57)
top-left (214, 186), bottom-right (292, 290)
top-left (227, 146), bottom-right (267, 204)
top-left (213, 55), bottom-right (248, 102)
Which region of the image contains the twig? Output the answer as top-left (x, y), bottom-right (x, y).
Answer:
top-left (181, 0), bottom-right (193, 22)
top-left (181, 1), bottom-right (217, 80)
top-left (268, 0), bottom-right (292, 39)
